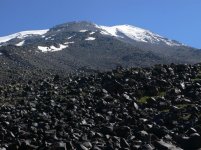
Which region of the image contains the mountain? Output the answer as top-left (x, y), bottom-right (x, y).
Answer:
top-left (0, 21), bottom-right (183, 47)
top-left (0, 21), bottom-right (200, 79)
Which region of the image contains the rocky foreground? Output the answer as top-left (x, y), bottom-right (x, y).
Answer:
top-left (0, 64), bottom-right (201, 149)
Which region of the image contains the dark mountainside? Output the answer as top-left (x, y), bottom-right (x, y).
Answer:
top-left (0, 21), bottom-right (201, 149)
top-left (0, 64), bottom-right (201, 149)
top-left (0, 21), bottom-right (201, 81)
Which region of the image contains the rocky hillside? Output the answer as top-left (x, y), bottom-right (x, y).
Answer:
top-left (0, 64), bottom-right (201, 149)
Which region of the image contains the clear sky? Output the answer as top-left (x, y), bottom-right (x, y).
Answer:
top-left (0, 0), bottom-right (201, 48)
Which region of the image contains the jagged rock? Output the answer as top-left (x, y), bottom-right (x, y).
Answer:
top-left (154, 140), bottom-right (182, 150)
top-left (188, 133), bottom-right (201, 149)
top-left (115, 126), bottom-right (131, 137)
top-left (82, 141), bottom-right (92, 149)
top-left (120, 138), bottom-right (130, 148)
top-left (101, 125), bottom-right (114, 135)
top-left (0, 64), bottom-right (199, 149)
top-left (141, 144), bottom-right (154, 150)
top-left (51, 142), bottom-right (67, 150)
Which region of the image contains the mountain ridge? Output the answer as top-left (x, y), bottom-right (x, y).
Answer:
top-left (0, 21), bottom-right (200, 81)
top-left (0, 21), bottom-right (187, 48)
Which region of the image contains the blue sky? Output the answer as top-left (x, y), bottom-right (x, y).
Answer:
top-left (0, 0), bottom-right (201, 48)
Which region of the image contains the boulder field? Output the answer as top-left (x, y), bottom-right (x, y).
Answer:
top-left (0, 64), bottom-right (201, 149)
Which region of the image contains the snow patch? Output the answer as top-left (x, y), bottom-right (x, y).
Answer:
top-left (79, 30), bottom-right (88, 33)
top-left (38, 44), bottom-right (68, 53)
top-left (85, 37), bottom-right (96, 41)
top-left (38, 46), bottom-right (50, 52)
top-left (15, 40), bottom-right (25, 46)
top-left (45, 37), bottom-right (51, 40)
top-left (100, 26), bottom-right (123, 38)
top-left (64, 41), bottom-right (75, 45)
top-left (50, 44), bottom-right (67, 51)
top-left (98, 25), bottom-right (182, 46)
top-left (0, 29), bottom-right (48, 44)
top-left (67, 36), bottom-right (74, 39)
top-left (89, 32), bottom-right (95, 35)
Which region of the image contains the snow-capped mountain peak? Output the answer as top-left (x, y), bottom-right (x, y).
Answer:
top-left (98, 24), bottom-right (182, 46)
top-left (0, 21), bottom-right (199, 73)
top-left (0, 29), bottom-right (49, 44)
top-left (0, 21), bottom-right (184, 48)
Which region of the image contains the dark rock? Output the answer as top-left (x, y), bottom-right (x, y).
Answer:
top-left (141, 144), bottom-right (154, 150)
top-left (101, 125), bottom-right (114, 135)
top-left (188, 133), bottom-right (201, 149)
top-left (82, 141), bottom-right (92, 149)
top-left (0, 64), bottom-right (200, 149)
top-left (51, 142), bottom-right (67, 150)
top-left (115, 126), bottom-right (131, 137)
top-left (154, 140), bottom-right (181, 150)
top-left (76, 143), bottom-right (89, 150)
top-left (120, 138), bottom-right (130, 148)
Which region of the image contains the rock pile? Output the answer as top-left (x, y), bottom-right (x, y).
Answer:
top-left (0, 64), bottom-right (201, 149)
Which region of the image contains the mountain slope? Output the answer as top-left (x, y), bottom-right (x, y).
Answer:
top-left (99, 25), bottom-right (183, 46)
top-left (0, 30), bottom-right (48, 46)
top-left (0, 21), bottom-right (200, 79)
top-left (0, 21), bottom-right (184, 48)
